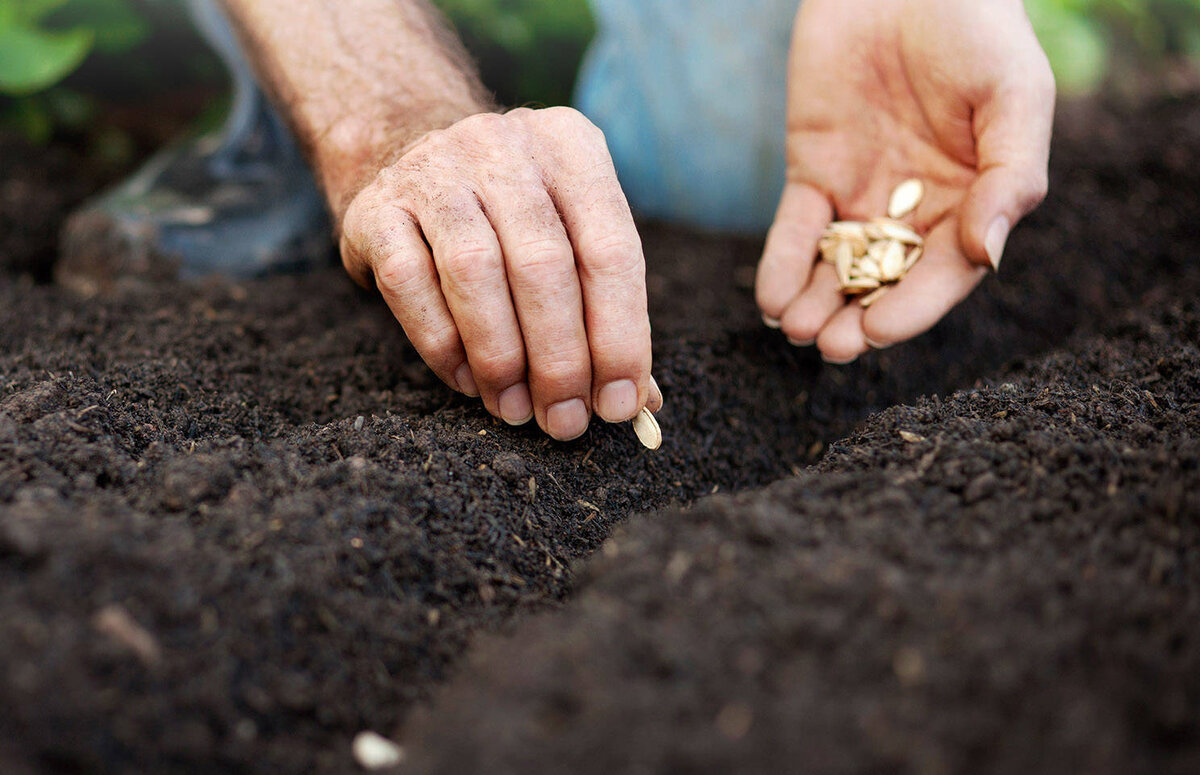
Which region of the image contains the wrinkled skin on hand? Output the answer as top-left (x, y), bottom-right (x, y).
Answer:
top-left (339, 107), bottom-right (661, 442)
top-left (757, 0), bottom-right (1056, 363)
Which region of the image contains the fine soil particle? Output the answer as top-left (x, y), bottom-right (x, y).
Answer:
top-left (1, 94), bottom-right (1200, 773)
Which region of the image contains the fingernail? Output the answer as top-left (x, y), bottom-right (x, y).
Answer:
top-left (787, 337), bottom-right (816, 347)
top-left (985, 217), bottom-right (1010, 272)
top-left (498, 383), bottom-right (533, 425)
top-left (821, 353), bottom-right (859, 366)
top-left (597, 379), bottom-right (639, 423)
top-left (546, 399), bottom-right (589, 441)
top-left (864, 336), bottom-right (891, 350)
top-left (455, 364), bottom-right (479, 397)
top-left (762, 314), bottom-right (782, 330)
top-left (648, 375), bottom-right (664, 412)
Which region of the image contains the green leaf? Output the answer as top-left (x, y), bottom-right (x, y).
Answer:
top-left (0, 22), bottom-right (93, 95)
top-left (51, 0), bottom-right (149, 54)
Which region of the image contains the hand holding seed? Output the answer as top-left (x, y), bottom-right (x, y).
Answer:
top-left (339, 108), bottom-right (663, 441)
top-left (756, 0), bottom-right (1055, 364)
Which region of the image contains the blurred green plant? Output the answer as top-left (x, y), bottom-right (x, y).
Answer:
top-left (433, 0), bottom-right (595, 107)
top-left (2, 0), bottom-right (1200, 147)
top-left (0, 0), bottom-right (147, 94)
top-left (436, 0), bottom-right (1200, 102)
top-left (0, 0), bottom-right (148, 140)
top-left (1027, 0), bottom-right (1200, 95)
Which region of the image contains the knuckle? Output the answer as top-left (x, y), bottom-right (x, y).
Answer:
top-left (411, 324), bottom-right (462, 367)
top-left (1029, 168), bottom-right (1050, 204)
top-left (459, 112), bottom-right (509, 141)
top-left (1016, 167), bottom-right (1049, 212)
top-left (339, 241), bottom-right (367, 287)
top-left (471, 344), bottom-right (526, 384)
top-left (535, 351), bottom-right (591, 390)
top-left (545, 106), bottom-right (604, 137)
top-left (374, 252), bottom-right (424, 295)
top-left (592, 333), bottom-right (650, 372)
top-left (510, 238), bottom-right (573, 276)
top-left (442, 244), bottom-right (503, 285)
top-left (583, 233), bottom-right (643, 278)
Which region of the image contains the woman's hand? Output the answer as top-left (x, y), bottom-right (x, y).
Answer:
top-left (757, 0), bottom-right (1056, 363)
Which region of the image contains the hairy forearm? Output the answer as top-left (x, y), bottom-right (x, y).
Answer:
top-left (218, 0), bottom-right (493, 221)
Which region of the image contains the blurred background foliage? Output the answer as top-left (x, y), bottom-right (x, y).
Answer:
top-left (1, 0), bottom-right (1199, 149)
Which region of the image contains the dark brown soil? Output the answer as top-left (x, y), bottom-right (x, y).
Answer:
top-left (403, 296), bottom-right (1200, 775)
top-left (0, 134), bottom-right (126, 281)
top-left (2, 95), bottom-right (1199, 774)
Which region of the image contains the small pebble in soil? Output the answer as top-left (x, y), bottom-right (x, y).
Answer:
top-left (92, 604), bottom-right (162, 667)
top-left (352, 730), bottom-right (405, 770)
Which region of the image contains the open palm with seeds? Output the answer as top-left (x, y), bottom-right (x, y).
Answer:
top-left (756, 0), bottom-right (1056, 364)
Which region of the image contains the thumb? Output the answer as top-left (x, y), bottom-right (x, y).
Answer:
top-left (960, 72), bottom-right (1056, 272)
top-left (960, 161), bottom-right (1048, 273)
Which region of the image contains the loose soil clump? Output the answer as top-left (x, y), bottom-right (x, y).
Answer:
top-left (1, 96), bottom-right (1199, 773)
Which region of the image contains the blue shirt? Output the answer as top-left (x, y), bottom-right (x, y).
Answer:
top-left (576, 0), bottom-right (798, 233)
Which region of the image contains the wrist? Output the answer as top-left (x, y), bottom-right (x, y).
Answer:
top-left (315, 101), bottom-right (488, 228)
top-left (216, 0), bottom-right (494, 228)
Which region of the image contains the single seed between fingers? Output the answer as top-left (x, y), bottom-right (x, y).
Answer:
top-left (632, 407), bottom-right (662, 450)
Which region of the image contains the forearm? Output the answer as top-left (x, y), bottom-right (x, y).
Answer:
top-left (217, 0), bottom-right (493, 222)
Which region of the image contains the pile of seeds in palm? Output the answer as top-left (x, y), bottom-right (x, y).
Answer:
top-left (631, 180), bottom-right (927, 451)
top-left (819, 179), bottom-right (926, 308)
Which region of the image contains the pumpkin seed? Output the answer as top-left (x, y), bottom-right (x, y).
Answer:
top-left (880, 240), bottom-right (907, 282)
top-left (859, 286), bottom-right (890, 308)
top-left (632, 407), bottom-right (662, 450)
top-left (816, 180), bottom-right (927, 297)
top-left (872, 218), bottom-right (923, 245)
top-left (888, 179), bottom-right (925, 219)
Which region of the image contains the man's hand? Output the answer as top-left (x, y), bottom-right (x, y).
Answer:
top-left (340, 107), bottom-right (659, 440)
top-left (757, 0), bottom-right (1056, 363)
top-left (217, 1), bottom-right (659, 441)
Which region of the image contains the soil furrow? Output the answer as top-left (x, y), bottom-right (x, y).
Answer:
top-left (0, 97), bottom-right (1198, 772)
